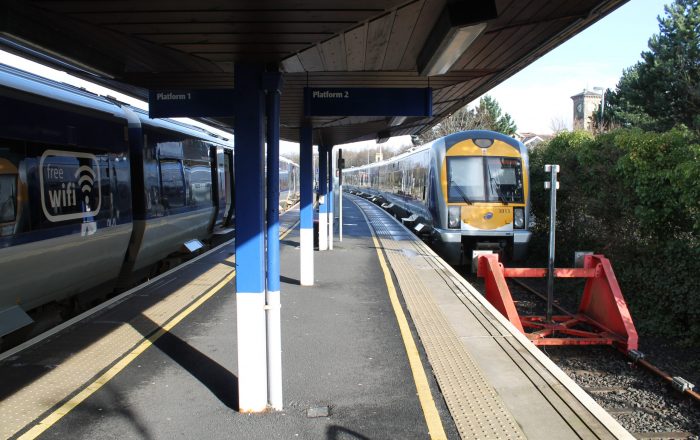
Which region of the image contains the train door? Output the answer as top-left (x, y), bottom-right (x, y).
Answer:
top-left (223, 149), bottom-right (234, 226)
top-left (291, 165), bottom-right (299, 200)
top-left (217, 148), bottom-right (227, 226)
top-left (107, 156), bottom-right (118, 227)
top-left (279, 161), bottom-right (290, 208)
top-left (209, 145), bottom-right (227, 229)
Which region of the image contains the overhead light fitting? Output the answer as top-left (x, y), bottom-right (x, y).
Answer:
top-left (417, 0), bottom-right (498, 77)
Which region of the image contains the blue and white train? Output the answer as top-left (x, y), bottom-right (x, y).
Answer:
top-left (0, 65), bottom-right (299, 339)
top-left (344, 130), bottom-right (531, 265)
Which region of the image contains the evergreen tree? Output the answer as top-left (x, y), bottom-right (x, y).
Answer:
top-left (414, 95), bottom-right (517, 144)
top-left (604, 66), bottom-right (658, 130)
top-left (476, 95), bottom-right (518, 135)
top-left (606, 0), bottom-right (700, 131)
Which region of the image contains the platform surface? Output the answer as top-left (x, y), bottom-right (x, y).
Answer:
top-left (1, 204), bottom-right (457, 439)
top-left (0, 197), bottom-right (633, 439)
top-left (350, 195), bottom-right (633, 440)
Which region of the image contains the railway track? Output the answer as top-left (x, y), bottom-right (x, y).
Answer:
top-left (462, 271), bottom-right (700, 439)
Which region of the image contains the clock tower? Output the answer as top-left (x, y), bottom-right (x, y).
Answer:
top-left (571, 89), bottom-right (603, 131)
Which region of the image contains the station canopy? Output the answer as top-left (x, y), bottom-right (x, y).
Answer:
top-left (0, 0), bottom-right (626, 145)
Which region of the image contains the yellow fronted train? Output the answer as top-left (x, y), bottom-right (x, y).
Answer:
top-left (344, 130), bottom-right (531, 265)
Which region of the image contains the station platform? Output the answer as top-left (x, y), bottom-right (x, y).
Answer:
top-left (0, 196), bottom-right (633, 439)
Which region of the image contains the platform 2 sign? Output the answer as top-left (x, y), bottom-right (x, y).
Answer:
top-left (148, 89), bottom-right (237, 118)
top-left (304, 87), bottom-right (432, 117)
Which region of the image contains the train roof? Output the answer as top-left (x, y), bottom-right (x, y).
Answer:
top-left (0, 63), bottom-right (234, 149)
top-left (279, 155), bottom-right (299, 167)
top-left (442, 130), bottom-right (523, 150)
top-left (343, 130), bottom-right (523, 173)
top-left (130, 106), bottom-right (235, 148)
top-left (0, 63), bottom-right (130, 120)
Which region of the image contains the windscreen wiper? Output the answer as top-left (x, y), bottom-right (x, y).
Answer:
top-left (490, 178), bottom-right (509, 205)
top-left (449, 179), bottom-right (472, 205)
top-left (486, 165), bottom-right (508, 205)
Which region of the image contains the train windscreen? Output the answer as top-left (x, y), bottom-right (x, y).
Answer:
top-left (447, 156), bottom-right (523, 203)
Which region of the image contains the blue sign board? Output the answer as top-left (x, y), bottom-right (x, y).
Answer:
top-left (148, 89), bottom-right (237, 118)
top-left (304, 87), bottom-right (432, 117)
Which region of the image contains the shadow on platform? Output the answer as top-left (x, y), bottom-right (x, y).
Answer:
top-left (326, 425), bottom-right (371, 440)
top-left (280, 275), bottom-right (300, 285)
top-left (131, 314), bottom-right (239, 411)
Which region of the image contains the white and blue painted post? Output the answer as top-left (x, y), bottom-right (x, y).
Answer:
top-left (234, 64), bottom-right (268, 412)
top-left (300, 122), bottom-right (314, 285)
top-left (264, 72), bottom-right (283, 410)
top-left (327, 147), bottom-right (334, 250)
top-left (318, 145), bottom-right (328, 251)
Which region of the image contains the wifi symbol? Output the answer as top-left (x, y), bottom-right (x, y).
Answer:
top-left (75, 165), bottom-right (96, 211)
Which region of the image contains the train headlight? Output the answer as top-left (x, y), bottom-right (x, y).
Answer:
top-left (448, 206), bottom-right (461, 229)
top-left (513, 208), bottom-right (525, 229)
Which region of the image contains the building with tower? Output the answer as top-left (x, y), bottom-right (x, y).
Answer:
top-left (571, 89), bottom-right (602, 131)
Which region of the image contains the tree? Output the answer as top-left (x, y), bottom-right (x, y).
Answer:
top-left (606, 0), bottom-right (700, 131)
top-left (528, 128), bottom-right (700, 342)
top-left (601, 67), bottom-right (657, 131)
top-left (413, 95), bottom-right (517, 144)
top-left (331, 143), bottom-right (413, 168)
top-left (477, 95), bottom-right (518, 135)
top-left (550, 116), bottom-right (569, 133)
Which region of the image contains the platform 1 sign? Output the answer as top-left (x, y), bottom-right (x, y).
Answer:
top-left (304, 87), bottom-right (432, 117)
top-left (148, 89), bottom-right (237, 118)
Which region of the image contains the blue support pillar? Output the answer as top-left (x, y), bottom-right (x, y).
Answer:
top-left (318, 145), bottom-right (328, 251)
top-left (299, 122), bottom-right (314, 285)
top-left (264, 72), bottom-right (283, 410)
top-left (234, 64), bottom-right (267, 413)
top-left (328, 147), bottom-right (334, 250)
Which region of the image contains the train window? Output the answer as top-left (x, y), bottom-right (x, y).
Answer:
top-left (447, 156), bottom-right (524, 203)
top-left (413, 166), bottom-right (427, 201)
top-left (447, 157), bottom-right (485, 203)
top-left (392, 170), bottom-right (401, 193)
top-left (485, 157), bottom-right (523, 203)
top-left (0, 175), bottom-right (16, 223)
top-left (159, 160), bottom-right (185, 208)
top-left (279, 162), bottom-right (289, 192)
top-left (184, 160), bottom-right (212, 206)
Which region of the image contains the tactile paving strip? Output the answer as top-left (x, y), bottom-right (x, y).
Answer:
top-left (0, 211), bottom-right (299, 439)
top-left (354, 198), bottom-right (525, 440)
top-left (418, 252), bottom-right (618, 438)
top-left (0, 258), bottom-right (235, 440)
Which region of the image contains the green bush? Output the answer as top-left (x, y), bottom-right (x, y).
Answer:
top-left (528, 128), bottom-right (700, 344)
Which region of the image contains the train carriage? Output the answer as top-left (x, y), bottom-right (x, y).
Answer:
top-left (0, 68), bottom-right (136, 331)
top-left (344, 130), bottom-right (531, 265)
top-left (0, 64), bottom-right (299, 339)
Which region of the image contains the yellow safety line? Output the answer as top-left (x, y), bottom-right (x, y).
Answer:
top-left (279, 219), bottom-right (298, 240)
top-left (357, 203), bottom-right (447, 439)
top-left (18, 270), bottom-right (236, 440)
top-left (18, 217), bottom-right (300, 440)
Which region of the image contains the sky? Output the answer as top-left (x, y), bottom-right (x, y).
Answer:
top-left (338, 0), bottom-right (671, 153)
top-left (0, 0), bottom-right (670, 153)
top-left (485, 0), bottom-right (669, 135)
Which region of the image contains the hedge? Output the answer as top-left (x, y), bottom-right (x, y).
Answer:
top-left (528, 128), bottom-right (700, 344)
